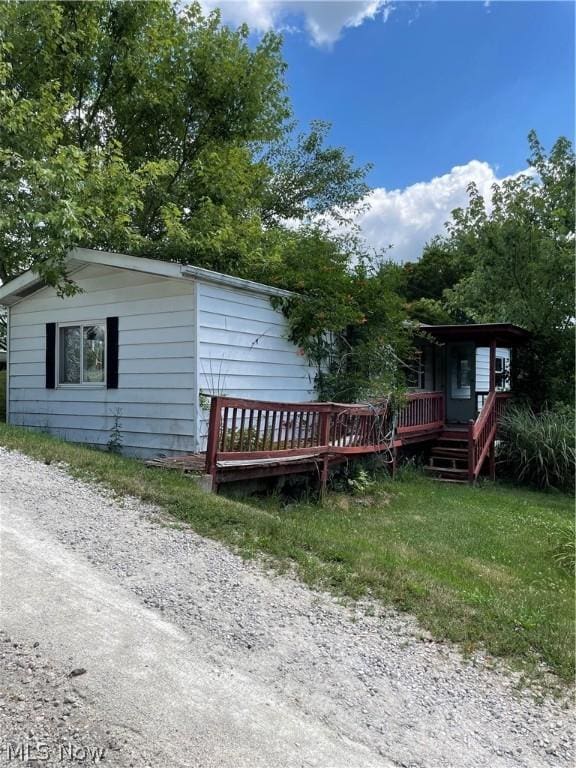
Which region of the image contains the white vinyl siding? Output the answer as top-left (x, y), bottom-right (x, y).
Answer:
top-left (197, 282), bottom-right (316, 448)
top-left (8, 264), bottom-right (196, 457)
top-left (7, 260), bottom-right (318, 458)
top-left (475, 347), bottom-right (511, 392)
top-left (475, 347), bottom-right (511, 411)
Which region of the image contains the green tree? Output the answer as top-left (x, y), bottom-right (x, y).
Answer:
top-left (261, 120), bottom-right (370, 226)
top-left (422, 132), bottom-right (575, 407)
top-left (0, 1), bottom-right (416, 402)
top-left (403, 238), bottom-right (470, 304)
top-left (0, 1), bottom-right (373, 284)
top-left (252, 227), bottom-right (412, 401)
top-left (0, 1), bottom-right (287, 283)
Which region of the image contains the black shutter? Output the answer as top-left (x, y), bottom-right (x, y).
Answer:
top-left (46, 323), bottom-right (56, 389)
top-left (106, 316), bottom-right (119, 389)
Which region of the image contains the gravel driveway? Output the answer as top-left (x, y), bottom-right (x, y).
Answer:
top-left (0, 448), bottom-right (573, 767)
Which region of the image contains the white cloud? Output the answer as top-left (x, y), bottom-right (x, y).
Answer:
top-left (353, 160), bottom-right (527, 263)
top-left (200, 1), bottom-right (392, 46)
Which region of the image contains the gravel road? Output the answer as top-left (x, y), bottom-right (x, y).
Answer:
top-left (0, 447), bottom-right (573, 767)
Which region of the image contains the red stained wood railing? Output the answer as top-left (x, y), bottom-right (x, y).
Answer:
top-left (205, 389), bottom-right (514, 488)
top-left (396, 391), bottom-right (444, 437)
top-left (205, 396), bottom-right (397, 479)
top-left (469, 391), bottom-right (512, 482)
top-left (205, 392), bottom-right (447, 482)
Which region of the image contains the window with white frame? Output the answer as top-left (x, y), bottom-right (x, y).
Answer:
top-left (58, 323), bottom-right (105, 385)
top-left (495, 355), bottom-right (510, 391)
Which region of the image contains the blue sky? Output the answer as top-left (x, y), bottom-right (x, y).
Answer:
top-left (205, 1), bottom-right (575, 261)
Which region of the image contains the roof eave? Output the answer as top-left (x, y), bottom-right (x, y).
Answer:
top-left (419, 322), bottom-right (531, 345)
top-left (0, 247), bottom-right (295, 305)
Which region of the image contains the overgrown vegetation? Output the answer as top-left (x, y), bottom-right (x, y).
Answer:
top-left (106, 409), bottom-right (124, 454)
top-left (552, 520), bottom-right (576, 573)
top-left (498, 405), bottom-right (575, 492)
top-left (0, 423), bottom-right (573, 681)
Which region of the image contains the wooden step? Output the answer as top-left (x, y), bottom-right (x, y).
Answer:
top-left (433, 477), bottom-right (468, 484)
top-left (438, 436), bottom-right (469, 444)
top-left (431, 447), bottom-right (468, 457)
top-left (429, 456), bottom-right (468, 469)
top-left (424, 465), bottom-right (469, 478)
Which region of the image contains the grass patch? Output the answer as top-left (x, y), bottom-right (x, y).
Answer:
top-left (0, 422), bottom-right (573, 681)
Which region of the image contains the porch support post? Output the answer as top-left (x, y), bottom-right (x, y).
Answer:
top-left (489, 339), bottom-right (497, 393)
top-left (488, 338), bottom-right (497, 481)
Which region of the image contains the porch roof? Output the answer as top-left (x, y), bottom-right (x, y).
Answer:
top-left (419, 322), bottom-right (530, 346)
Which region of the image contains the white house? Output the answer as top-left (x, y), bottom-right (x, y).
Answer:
top-left (0, 249), bottom-right (316, 457)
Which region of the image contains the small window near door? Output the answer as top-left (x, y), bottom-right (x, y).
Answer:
top-left (58, 323), bottom-right (105, 385)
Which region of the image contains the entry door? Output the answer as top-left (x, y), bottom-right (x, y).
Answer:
top-left (446, 343), bottom-right (475, 423)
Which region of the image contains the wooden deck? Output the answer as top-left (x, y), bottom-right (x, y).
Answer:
top-left (145, 391), bottom-right (511, 491)
top-left (203, 393), bottom-right (444, 492)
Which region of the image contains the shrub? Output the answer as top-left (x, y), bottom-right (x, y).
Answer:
top-left (498, 405), bottom-right (575, 492)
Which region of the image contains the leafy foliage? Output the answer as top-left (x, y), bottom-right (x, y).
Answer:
top-left (0, 1), bottom-right (373, 280)
top-left (106, 409), bottom-right (124, 454)
top-left (255, 227), bottom-right (412, 401)
top-left (260, 120), bottom-right (370, 226)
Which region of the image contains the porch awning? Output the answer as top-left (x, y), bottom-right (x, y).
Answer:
top-left (419, 322), bottom-right (530, 346)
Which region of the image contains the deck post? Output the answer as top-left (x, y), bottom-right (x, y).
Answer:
top-left (489, 441), bottom-right (496, 481)
top-left (320, 455), bottom-right (329, 500)
top-left (467, 419), bottom-right (475, 484)
top-left (318, 410), bottom-right (331, 498)
top-left (319, 409), bottom-right (331, 449)
top-left (206, 396), bottom-right (222, 491)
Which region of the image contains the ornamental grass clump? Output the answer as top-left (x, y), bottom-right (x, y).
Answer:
top-left (498, 405), bottom-right (575, 492)
top-left (552, 520), bottom-right (576, 572)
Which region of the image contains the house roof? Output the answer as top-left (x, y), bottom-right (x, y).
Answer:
top-left (419, 322), bottom-right (530, 345)
top-left (0, 248), bottom-right (294, 306)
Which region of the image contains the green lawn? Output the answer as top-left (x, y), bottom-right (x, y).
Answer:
top-left (0, 422), bottom-right (573, 681)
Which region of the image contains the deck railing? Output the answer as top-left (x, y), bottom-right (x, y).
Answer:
top-left (205, 392), bottom-right (447, 479)
top-left (469, 391), bottom-right (511, 482)
top-left (397, 391), bottom-right (444, 437)
top-left (205, 396), bottom-right (393, 471)
top-left (204, 389), bottom-right (511, 488)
